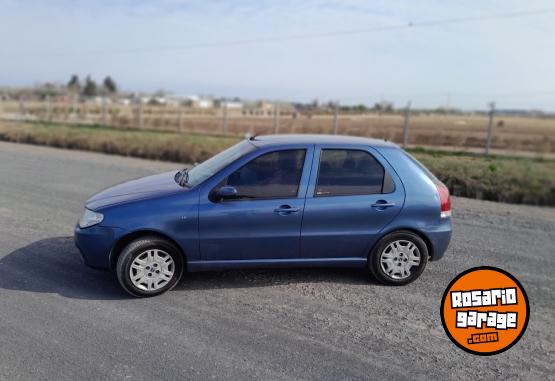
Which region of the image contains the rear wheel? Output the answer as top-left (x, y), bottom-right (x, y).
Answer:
top-left (369, 231), bottom-right (428, 285)
top-left (116, 236), bottom-right (184, 297)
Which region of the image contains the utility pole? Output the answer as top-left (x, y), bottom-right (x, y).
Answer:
top-left (485, 102), bottom-right (496, 155)
top-left (222, 102), bottom-right (228, 135)
top-left (273, 103), bottom-right (280, 134)
top-left (402, 101), bottom-right (412, 148)
top-left (332, 102), bottom-right (339, 134)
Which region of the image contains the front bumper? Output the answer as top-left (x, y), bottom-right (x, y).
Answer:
top-left (74, 224), bottom-right (122, 269)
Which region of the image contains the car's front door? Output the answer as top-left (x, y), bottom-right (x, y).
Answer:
top-left (198, 146), bottom-right (313, 261)
top-left (301, 146), bottom-right (405, 259)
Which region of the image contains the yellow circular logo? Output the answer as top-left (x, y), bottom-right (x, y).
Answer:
top-left (440, 267), bottom-right (529, 355)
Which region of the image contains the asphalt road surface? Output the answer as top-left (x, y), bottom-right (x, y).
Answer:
top-left (0, 141), bottom-right (554, 380)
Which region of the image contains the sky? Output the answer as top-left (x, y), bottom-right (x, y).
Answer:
top-left (1, 0), bottom-right (555, 110)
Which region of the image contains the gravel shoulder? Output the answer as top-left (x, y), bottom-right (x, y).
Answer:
top-left (0, 141), bottom-right (553, 380)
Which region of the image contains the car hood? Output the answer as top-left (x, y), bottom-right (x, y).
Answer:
top-left (86, 171), bottom-right (185, 210)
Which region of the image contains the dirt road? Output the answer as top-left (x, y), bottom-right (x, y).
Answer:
top-left (0, 141), bottom-right (553, 380)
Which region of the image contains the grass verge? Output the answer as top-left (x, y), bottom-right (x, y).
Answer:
top-left (409, 147), bottom-right (555, 206)
top-left (0, 120), bottom-right (239, 163)
top-left (1, 121), bottom-right (553, 206)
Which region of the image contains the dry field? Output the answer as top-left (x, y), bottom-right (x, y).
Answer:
top-left (0, 120), bottom-right (553, 205)
top-left (2, 100), bottom-right (554, 154)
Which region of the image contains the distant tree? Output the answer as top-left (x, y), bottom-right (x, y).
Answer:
top-left (82, 75), bottom-right (97, 97)
top-left (35, 82), bottom-right (59, 99)
top-left (67, 74), bottom-right (81, 93)
top-left (353, 104), bottom-right (368, 113)
top-left (374, 101), bottom-right (393, 113)
top-left (103, 76), bottom-right (117, 94)
top-left (326, 100), bottom-right (338, 109)
top-left (153, 89), bottom-right (167, 97)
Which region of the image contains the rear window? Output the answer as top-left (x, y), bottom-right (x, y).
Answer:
top-left (315, 149), bottom-right (393, 197)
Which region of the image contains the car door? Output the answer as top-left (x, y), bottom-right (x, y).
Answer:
top-left (301, 145), bottom-right (405, 259)
top-left (198, 145), bottom-right (314, 261)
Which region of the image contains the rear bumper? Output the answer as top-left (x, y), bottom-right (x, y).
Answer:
top-left (425, 219), bottom-right (452, 261)
top-left (74, 225), bottom-right (122, 269)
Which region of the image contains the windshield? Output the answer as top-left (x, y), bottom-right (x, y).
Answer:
top-left (180, 140), bottom-right (256, 187)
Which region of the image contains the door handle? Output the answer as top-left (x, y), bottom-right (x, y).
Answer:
top-left (274, 205), bottom-right (300, 214)
top-left (371, 201), bottom-right (396, 209)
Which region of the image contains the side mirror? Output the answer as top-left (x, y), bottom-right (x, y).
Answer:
top-left (217, 186), bottom-right (238, 200)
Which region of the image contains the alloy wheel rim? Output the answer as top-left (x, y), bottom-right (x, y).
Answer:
top-left (380, 240), bottom-right (421, 280)
top-left (130, 249), bottom-right (175, 291)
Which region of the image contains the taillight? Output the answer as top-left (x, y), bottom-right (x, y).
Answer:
top-left (436, 183), bottom-right (451, 218)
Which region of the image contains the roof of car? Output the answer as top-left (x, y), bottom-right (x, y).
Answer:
top-left (249, 134), bottom-right (398, 148)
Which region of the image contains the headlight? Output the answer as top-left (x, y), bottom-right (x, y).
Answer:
top-left (78, 209), bottom-right (104, 228)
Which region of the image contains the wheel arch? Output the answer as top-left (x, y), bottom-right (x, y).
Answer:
top-left (369, 227), bottom-right (434, 260)
top-left (109, 229), bottom-right (188, 271)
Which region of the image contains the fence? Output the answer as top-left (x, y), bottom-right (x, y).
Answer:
top-left (0, 98), bottom-right (553, 156)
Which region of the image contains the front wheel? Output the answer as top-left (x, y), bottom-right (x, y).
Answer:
top-left (116, 236), bottom-right (184, 297)
top-left (368, 231), bottom-right (428, 285)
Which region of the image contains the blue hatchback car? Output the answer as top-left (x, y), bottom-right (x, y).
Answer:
top-left (75, 135), bottom-right (452, 297)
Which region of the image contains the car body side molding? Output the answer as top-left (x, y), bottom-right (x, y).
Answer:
top-left (187, 257), bottom-right (367, 271)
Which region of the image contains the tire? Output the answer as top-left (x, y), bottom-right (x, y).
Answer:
top-left (368, 230), bottom-right (428, 286)
top-left (116, 236), bottom-right (184, 297)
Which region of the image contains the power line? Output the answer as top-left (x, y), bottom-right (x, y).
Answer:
top-left (26, 7), bottom-right (555, 57)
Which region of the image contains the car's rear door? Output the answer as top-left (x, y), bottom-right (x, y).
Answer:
top-left (198, 145), bottom-right (314, 261)
top-left (301, 145), bottom-right (405, 259)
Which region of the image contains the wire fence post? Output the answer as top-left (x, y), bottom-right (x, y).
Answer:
top-left (137, 99), bottom-right (144, 129)
top-left (101, 96), bottom-right (108, 126)
top-left (402, 101), bottom-right (411, 148)
top-left (222, 102), bottom-right (228, 135)
top-left (332, 103), bottom-right (339, 134)
top-left (19, 98), bottom-right (26, 120)
top-left (71, 94), bottom-right (78, 120)
top-left (485, 102), bottom-right (496, 155)
top-left (46, 95), bottom-right (52, 122)
top-left (273, 103), bottom-right (280, 134)
top-left (178, 105), bottom-right (184, 133)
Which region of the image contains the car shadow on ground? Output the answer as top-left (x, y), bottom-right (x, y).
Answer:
top-left (0, 237), bottom-right (127, 300)
top-left (177, 266), bottom-right (376, 291)
top-left (0, 237), bottom-right (377, 300)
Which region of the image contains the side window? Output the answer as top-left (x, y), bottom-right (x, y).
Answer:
top-left (224, 149), bottom-right (306, 199)
top-left (315, 149), bottom-right (391, 197)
